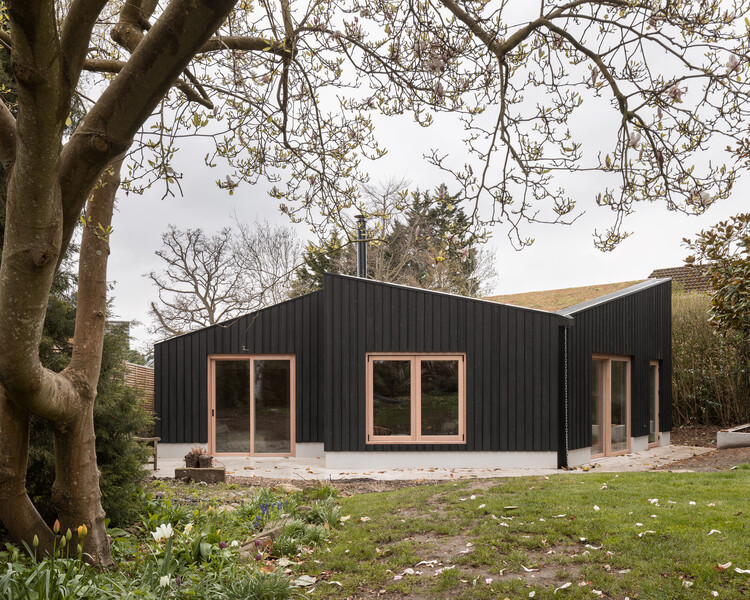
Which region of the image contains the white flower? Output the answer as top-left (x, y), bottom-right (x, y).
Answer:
top-left (727, 55), bottom-right (740, 73)
top-left (231, 540), bottom-right (239, 547)
top-left (152, 523), bottom-right (174, 542)
top-left (629, 132), bottom-right (641, 149)
top-left (183, 522), bottom-right (194, 535)
top-left (668, 85), bottom-right (686, 102)
top-left (159, 575), bottom-right (170, 588)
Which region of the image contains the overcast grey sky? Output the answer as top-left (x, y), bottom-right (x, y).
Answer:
top-left (100, 0), bottom-right (750, 352)
top-left (108, 104), bottom-right (746, 352)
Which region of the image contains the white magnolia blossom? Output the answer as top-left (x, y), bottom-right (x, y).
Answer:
top-left (152, 523), bottom-right (174, 542)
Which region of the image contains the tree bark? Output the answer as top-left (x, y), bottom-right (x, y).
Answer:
top-left (0, 0), bottom-right (239, 566)
top-left (50, 155), bottom-right (124, 567)
top-left (0, 388), bottom-right (55, 555)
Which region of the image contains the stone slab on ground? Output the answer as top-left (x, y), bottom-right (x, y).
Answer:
top-left (174, 467), bottom-right (226, 484)
top-left (717, 424), bottom-right (750, 449)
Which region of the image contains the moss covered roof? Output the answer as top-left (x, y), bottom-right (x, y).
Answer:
top-left (484, 280), bottom-right (646, 313)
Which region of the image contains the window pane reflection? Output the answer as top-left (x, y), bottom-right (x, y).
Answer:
top-left (254, 360), bottom-right (292, 454)
top-left (215, 361), bottom-right (251, 453)
top-left (421, 360), bottom-right (459, 436)
top-left (372, 360), bottom-right (411, 436)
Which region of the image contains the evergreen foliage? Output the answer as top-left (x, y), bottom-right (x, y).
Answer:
top-left (23, 268), bottom-right (153, 527)
top-left (672, 292), bottom-right (750, 426)
top-left (292, 185), bottom-right (496, 297)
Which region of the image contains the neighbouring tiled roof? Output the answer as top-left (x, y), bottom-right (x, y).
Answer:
top-left (484, 280), bottom-right (645, 313)
top-left (648, 265), bottom-right (711, 292)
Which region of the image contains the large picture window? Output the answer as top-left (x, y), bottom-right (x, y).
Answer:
top-left (366, 353), bottom-right (465, 444)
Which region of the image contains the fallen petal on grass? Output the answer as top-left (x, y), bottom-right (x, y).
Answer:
top-left (293, 575), bottom-right (317, 587)
top-left (554, 582), bottom-right (572, 593)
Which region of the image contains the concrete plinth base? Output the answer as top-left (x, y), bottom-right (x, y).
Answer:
top-left (174, 467), bottom-right (226, 484)
top-left (717, 424), bottom-right (750, 449)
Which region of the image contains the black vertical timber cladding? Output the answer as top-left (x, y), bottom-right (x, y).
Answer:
top-left (153, 291), bottom-right (326, 444)
top-left (565, 280), bottom-right (672, 450)
top-left (323, 273), bottom-right (567, 452)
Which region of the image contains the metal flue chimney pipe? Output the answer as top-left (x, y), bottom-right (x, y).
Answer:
top-left (356, 215), bottom-right (367, 279)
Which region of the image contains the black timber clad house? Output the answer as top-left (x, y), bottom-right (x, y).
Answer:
top-left (561, 279), bottom-right (672, 463)
top-left (154, 273), bottom-right (672, 468)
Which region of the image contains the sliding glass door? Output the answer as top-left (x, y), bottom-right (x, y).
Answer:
top-left (648, 360), bottom-right (659, 446)
top-left (210, 355), bottom-right (294, 456)
top-left (591, 356), bottom-right (631, 456)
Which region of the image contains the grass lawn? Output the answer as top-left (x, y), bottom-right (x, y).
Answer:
top-left (303, 470), bottom-right (750, 599)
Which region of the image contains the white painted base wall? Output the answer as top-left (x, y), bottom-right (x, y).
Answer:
top-left (158, 443), bottom-right (207, 458)
top-left (660, 431), bottom-right (670, 446)
top-left (324, 451), bottom-right (558, 470)
top-left (295, 443), bottom-right (325, 458)
top-left (567, 446), bottom-right (591, 467)
top-left (631, 435), bottom-right (649, 452)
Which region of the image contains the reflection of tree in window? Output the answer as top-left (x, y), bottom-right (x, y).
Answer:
top-left (254, 360), bottom-right (291, 453)
top-left (421, 360), bottom-right (459, 436)
top-left (215, 361), bottom-right (251, 453)
top-left (372, 360), bottom-right (411, 435)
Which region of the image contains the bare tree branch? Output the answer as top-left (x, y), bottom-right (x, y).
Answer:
top-left (60, 0), bottom-right (109, 92)
top-left (58, 0), bottom-right (239, 256)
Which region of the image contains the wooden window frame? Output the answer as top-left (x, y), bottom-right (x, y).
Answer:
top-left (366, 353), bottom-right (466, 445)
top-left (648, 360), bottom-right (660, 448)
top-left (207, 354), bottom-right (296, 458)
top-left (591, 354), bottom-right (631, 458)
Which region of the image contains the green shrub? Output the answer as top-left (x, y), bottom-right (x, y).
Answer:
top-left (221, 569), bottom-right (301, 600)
top-left (301, 482), bottom-right (338, 501)
top-left (273, 520), bottom-right (329, 557)
top-left (672, 292), bottom-right (750, 425)
top-left (0, 531), bottom-right (101, 600)
top-left (25, 326), bottom-right (152, 528)
top-left (304, 498), bottom-right (341, 526)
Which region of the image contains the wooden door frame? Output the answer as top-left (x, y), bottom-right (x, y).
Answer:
top-left (207, 354), bottom-right (296, 457)
top-left (591, 354), bottom-right (632, 458)
top-left (648, 359), bottom-right (660, 448)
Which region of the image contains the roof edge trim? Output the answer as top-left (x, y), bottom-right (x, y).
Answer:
top-left (325, 272), bottom-right (574, 322)
top-left (154, 288), bottom-right (324, 346)
top-left (557, 278), bottom-right (671, 316)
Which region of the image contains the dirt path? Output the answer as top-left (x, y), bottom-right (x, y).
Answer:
top-left (656, 446), bottom-right (750, 472)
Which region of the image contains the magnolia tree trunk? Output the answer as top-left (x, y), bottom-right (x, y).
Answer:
top-left (0, 0), bottom-right (239, 565)
top-left (0, 158), bottom-right (120, 565)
